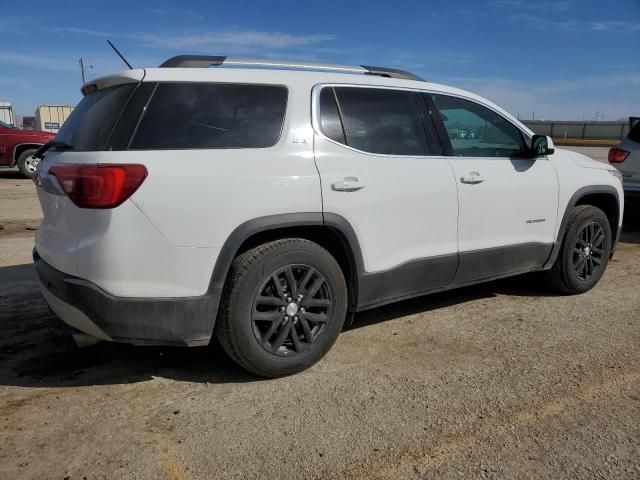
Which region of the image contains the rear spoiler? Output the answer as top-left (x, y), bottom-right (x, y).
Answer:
top-left (81, 69), bottom-right (145, 96)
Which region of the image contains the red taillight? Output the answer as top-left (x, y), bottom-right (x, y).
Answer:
top-left (608, 147), bottom-right (630, 164)
top-left (49, 164), bottom-right (147, 209)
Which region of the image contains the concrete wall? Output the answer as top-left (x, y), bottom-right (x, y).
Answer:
top-left (523, 120), bottom-right (629, 141)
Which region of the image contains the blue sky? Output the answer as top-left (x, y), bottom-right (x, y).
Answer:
top-left (2, 0), bottom-right (639, 121)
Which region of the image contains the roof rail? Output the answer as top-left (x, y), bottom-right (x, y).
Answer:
top-left (362, 65), bottom-right (424, 81)
top-left (158, 55), bottom-right (424, 81)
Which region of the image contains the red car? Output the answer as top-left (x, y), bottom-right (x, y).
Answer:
top-left (0, 121), bottom-right (55, 178)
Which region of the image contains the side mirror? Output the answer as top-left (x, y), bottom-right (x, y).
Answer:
top-left (531, 135), bottom-right (555, 155)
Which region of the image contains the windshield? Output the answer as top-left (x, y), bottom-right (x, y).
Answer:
top-left (0, 120), bottom-right (14, 129)
top-left (55, 83), bottom-right (136, 151)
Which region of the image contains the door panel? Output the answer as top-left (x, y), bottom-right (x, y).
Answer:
top-left (0, 127), bottom-right (10, 165)
top-left (315, 135), bottom-right (459, 272)
top-left (449, 156), bottom-right (559, 252)
top-left (313, 86), bottom-right (459, 279)
top-left (428, 93), bottom-right (559, 282)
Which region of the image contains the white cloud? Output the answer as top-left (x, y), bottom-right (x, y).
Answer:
top-left (507, 14), bottom-right (640, 32)
top-left (490, 0), bottom-right (576, 13)
top-left (57, 26), bottom-right (336, 51)
top-left (0, 52), bottom-right (78, 72)
top-left (135, 31), bottom-right (336, 50)
top-left (56, 27), bottom-right (112, 37)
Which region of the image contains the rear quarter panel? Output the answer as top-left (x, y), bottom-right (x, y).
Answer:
top-left (101, 81), bottom-right (321, 249)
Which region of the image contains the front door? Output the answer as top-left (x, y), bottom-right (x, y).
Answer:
top-left (428, 93), bottom-right (559, 284)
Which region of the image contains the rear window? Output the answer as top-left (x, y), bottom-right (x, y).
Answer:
top-left (325, 87), bottom-right (429, 156)
top-left (628, 122), bottom-right (640, 143)
top-left (129, 83), bottom-right (288, 150)
top-left (319, 87), bottom-right (346, 144)
top-left (55, 84), bottom-right (136, 151)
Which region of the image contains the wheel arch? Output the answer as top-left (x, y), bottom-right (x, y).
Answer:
top-left (544, 185), bottom-right (621, 268)
top-left (12, 143), bottom-right (44, 167)
top-left (207, 213), bottom-right (365, 327)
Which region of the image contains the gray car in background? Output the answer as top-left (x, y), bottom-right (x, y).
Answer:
top-left (610, 122), bottom-right (640, 202)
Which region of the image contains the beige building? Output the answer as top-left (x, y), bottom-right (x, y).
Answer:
top-left (35, 105), bottom-right (74, 133)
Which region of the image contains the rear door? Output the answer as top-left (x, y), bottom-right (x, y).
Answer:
top-left (312, 85), bottom-right (459, 306)
top-left (428, 93), bottom-right (559, 284)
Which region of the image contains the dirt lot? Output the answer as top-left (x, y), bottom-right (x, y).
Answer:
top-left (1, 149), bottom-right (639, 479)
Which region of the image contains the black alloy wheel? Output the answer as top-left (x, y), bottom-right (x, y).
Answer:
top-left (572, 222), bottom-right (605, 281)
top-left (252, 265), bottom-right (333, 356)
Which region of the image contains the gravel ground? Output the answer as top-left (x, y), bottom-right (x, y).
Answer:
top-left (1, 149), bottom-right (639, 480)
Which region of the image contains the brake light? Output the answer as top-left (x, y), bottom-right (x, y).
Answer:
top-left (49, 164), bottom-right (147, 209)
top-left (608, 147), bottom-right (630, 164)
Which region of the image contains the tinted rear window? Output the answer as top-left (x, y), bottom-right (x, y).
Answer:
top-left (332, 87), bottom-right (429, 156)
top-left (55, 84), bottom-right (136, 151)
top-left (129, 83), bottom-right (288, 150)
top-left (628, 122), bottom-right (640, 143)
top-left (319, 87), bottom-right (346, 144)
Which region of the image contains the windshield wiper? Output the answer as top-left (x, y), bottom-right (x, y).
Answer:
top-left (34, 140), bottom-right (73, 159)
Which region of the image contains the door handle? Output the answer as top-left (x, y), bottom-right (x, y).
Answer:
top-left (331, 177), bottom-right (366, 192)
top-left (460, 172), bottom-right (486, 184)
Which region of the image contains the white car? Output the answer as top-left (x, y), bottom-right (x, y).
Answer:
top-left (33, 56), bottom-right (624, 377)
top-left (609, 121), bottom-right (640, 201)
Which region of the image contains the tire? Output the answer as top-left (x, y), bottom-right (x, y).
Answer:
top-left (215, 238), bottom-right (348, 377)
top-left (546, 205), bottom-right (612, 294)
top-left (17, 149), bottom-right (40, 178)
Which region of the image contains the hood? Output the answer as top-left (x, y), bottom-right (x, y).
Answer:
top-left (555, 148), bottom-right (614, 171)
top-left (18, 128), bottom-right (55, 138)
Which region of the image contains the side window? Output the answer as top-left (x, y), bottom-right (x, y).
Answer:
top-left (322, 87), bottom-right (428, 156)
top-left (319, 88), bottom-right (346, 144)
top-left (129, 83), bottom-right (288, 150)
top-left (431, 94), bottom-right (526, 157)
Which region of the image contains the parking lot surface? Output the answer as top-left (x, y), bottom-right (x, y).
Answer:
top-left (1, 147), bottom-right (639, 479)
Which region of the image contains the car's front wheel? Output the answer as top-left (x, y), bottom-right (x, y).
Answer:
top-left (547, 205), bottom-right (612, 294)
top-left (17, 148), bottom-right (40, 178)
top-left (215, 238), bottom-right (348, 377)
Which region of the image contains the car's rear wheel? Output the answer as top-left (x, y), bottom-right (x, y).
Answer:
top-left (547, 205), bottom-right (612, 294)
top-left (215, 238), bottom-right (348, 377)
top-left (17, 149), bottom-right (40, 178)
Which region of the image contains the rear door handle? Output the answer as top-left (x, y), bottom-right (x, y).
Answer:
top-left (460, 172), bottom-right (486, 184)
top-left (331, 177), bottom-right (366, 192)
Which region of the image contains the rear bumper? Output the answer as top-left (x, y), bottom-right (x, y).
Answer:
top-left (34, 250), bottom-right (218, 346)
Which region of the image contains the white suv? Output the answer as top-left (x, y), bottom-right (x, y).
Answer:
top-left (33, 56), bottom-right (624, 377)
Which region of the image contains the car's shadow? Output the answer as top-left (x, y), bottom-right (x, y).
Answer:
top-left (2, 204), bottom-right (638, 389)
top-left (621, 203), bottom-right (640, 244)
top-left (0, 264), bottom-right (560, 389)
top-left (0, 168), bottom-right (28, 180)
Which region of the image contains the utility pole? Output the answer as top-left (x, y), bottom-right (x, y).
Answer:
top-left (79, 57), bottom-right (86, 84)
top-left (79, 57), bottom-right (93, 84)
